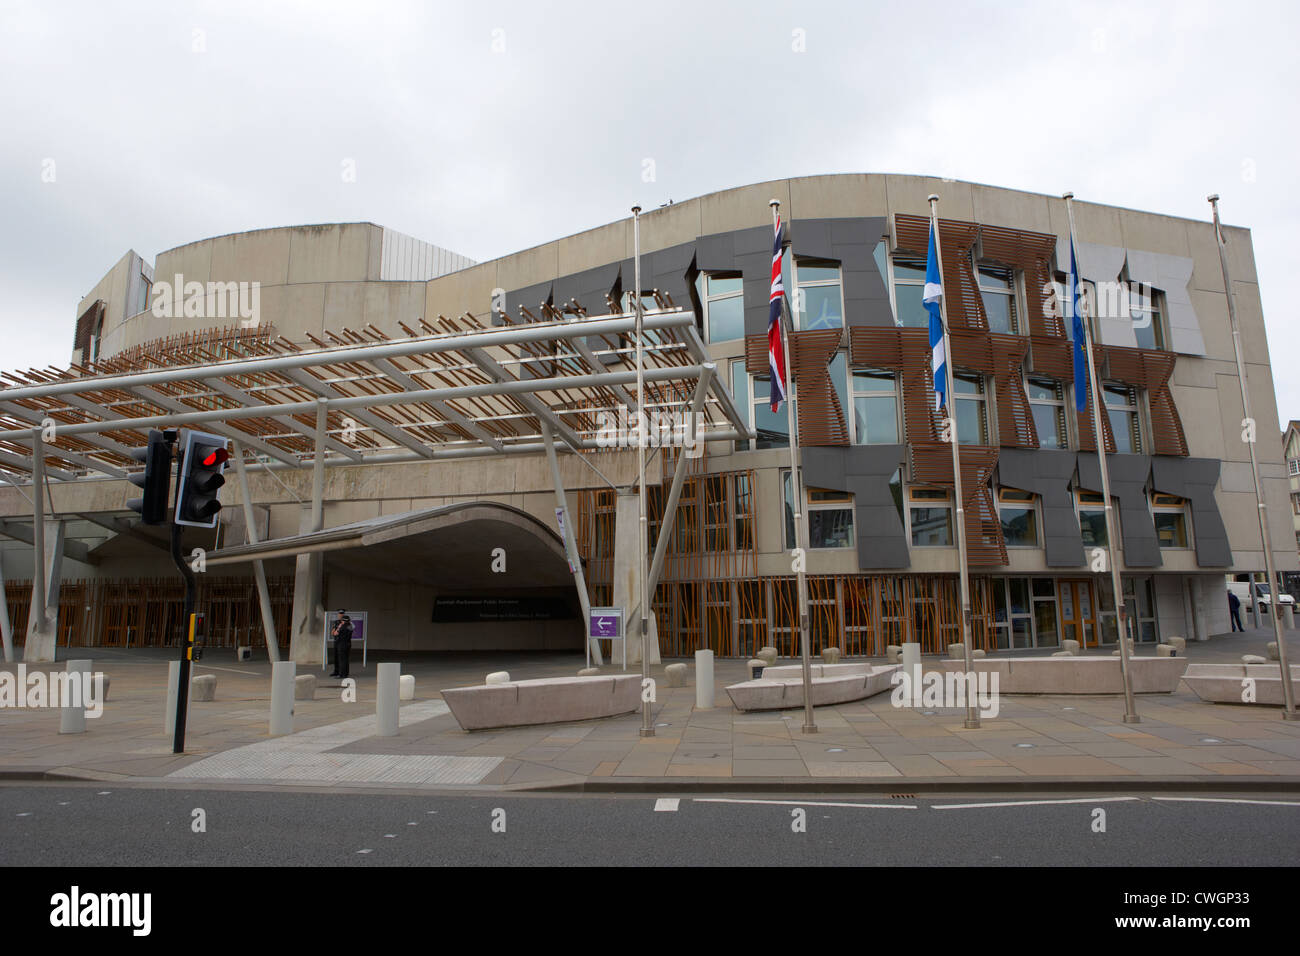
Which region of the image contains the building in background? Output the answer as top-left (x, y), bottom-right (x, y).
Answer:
top-left (1, 175), bottom-right (1295, 659)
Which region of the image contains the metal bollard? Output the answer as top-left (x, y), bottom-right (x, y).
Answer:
top-left (376, 662), bottom-right (400, 736)
top-left (59, 659), bottom-right (92, 734)
top-left (695, 649), bottom-right (714, 709)
top-left (270, 660), bottom-right (295, 736)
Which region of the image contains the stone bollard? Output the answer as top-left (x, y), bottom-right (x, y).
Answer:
top-left (972, 649), bottom-right (986, 659)
top-left (757, 646), bottom-right (778, 666)
top-left (59, 659), bottom-right (92, 734)
top-left (747, 659), bottom-right (766, 680)
top-left (294, 674), bottom-right (317, 701)
top-left (1166, 636), bottom-right (1186, 652)
top-left (376, 662), bottom-right (400, 737)
top-left (901, 643), bottom-right (921, 678)
top-left (399, 674), bottom-right (415, 700)
top-left (98, 676), bottom-right (110, 703)
top-left (191, 675), bottom-right (217, 702)
top-left (886, 645), bottom-right (902, 664)
top-left (1060, 640), bottom-right (1080, 656)
top-left (664, 663), bottom-right (688, 687)
top-left (577, 667), bottom-right (599, 677)
top-left (1267, 642), bottom-right (1280, 661)
top-left (1242, 654), bottom-right (1267, 664)
top-left (269, 661), bottom-right (294, 736)
top-left (821, 647), bottom-right (842, 665)
top-left (947, 643), bottom-right (966, 660)
top-left (485, 671), bottom-right (511, 685)
top-left (695, 649), bottom-right (714, 708)
top-left (1156, 644), bottom-right (1176, 657)
top-left (1285, 605), bottom-right (1296, 630)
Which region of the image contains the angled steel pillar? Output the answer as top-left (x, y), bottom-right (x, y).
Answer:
top-left (0, 558), bottom-right (14, 662)
top-left (542, 427), bottom-right (601, 666)
top-left (290, 400), bottom-right (328, 665)
top-left (231, 441), bottom-right (281, 663)
top-left (23, 433), bottom-right (57, 662)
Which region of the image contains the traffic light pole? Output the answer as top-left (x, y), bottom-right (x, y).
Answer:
top-left (170, 445), bottom-right (196, 754)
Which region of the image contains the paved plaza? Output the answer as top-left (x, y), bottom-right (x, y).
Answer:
top-left (2, 627), bottom-right (1299, 791)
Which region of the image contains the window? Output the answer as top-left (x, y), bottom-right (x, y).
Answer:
top-left (1127, 279), bottom-right (1166, 351)
top-left (954, 372), bottom-right (989, 445)
top-left (1099, 577), bottom-right (1159, 644)
top-left (783, 473), bottom-right (854, 550)
top-left (1289, 458), bottom-right (1300, 477)
top-left (733, 473), bottom-right (755, 551)
top-left (698, 273), bottom-right (744, 343)
top-left (1152, 493), bottom-right (1189, 549)
top-left (1077, 490), bottom-right (1110, 549)
top-left (793, 260), bottom-right (843, 331)
top-left (136, 272), bottom-right (151, 317)
top-left (751, 374), bottom-right (789, 450)
top-left (998, 489), bottom-right (1039, 547)
top-left (1102, 382), bottom-right (1142, 454)
top-left (703, 475), bottom-right (730, 552)
top-left (1293, 492), bottom-right (1300, 516)
top-left (975, 260), bottom-right (1018, 333)
top-left (992, 578), bottom-right (1034, 649)
top-left (909, 488), bottom-right (953, 547)
top-left (1027, 376), bottom-right (1067, 449)
top-left (731, 360), bottom-right (750, 452)
top-left (851, 368), bottom-right (900, 444)
top-left (890, 256), bottom-right (929, 328)
top-left (1031, 578), bottom-right (1059, 648)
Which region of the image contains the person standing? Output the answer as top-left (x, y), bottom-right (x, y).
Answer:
top-left (1227, 589), bottom-right (1243, 632)
top-left (330, 609), bottom-right (355, 679)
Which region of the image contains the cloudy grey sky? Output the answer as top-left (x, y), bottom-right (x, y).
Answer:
top-left (2, 0), bottom-right (1295, 422)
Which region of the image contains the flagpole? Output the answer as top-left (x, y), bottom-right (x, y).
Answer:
top-left (633, 204), bottom-right (654, 738)
top-left (771, 199), bottom-right (817, 734)
top-left (928, 195), bottom-right (980, 730)
top-left (1209, 194), bottom-right (1297, 720)
top-left (1063, 192), bottom-right (1140, 724)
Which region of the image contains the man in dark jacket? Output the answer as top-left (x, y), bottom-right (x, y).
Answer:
top-left (1228, 590), bottom-right (1243, 632)
top-left (330, 610), bottom-right (355, 679)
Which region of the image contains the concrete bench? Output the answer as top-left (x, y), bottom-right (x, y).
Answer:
top-left (577, 667), bottom-right (600, 677)
top-left (294, 674), bottom-right (316, 700)
top-left (1241, 654), bottom-right (1268, 664)
top-left (441, 675), bottom-right (640, 731)
top-left (939, 656), bottom-right (1187, 694)
top-left (191, 675), bottom-right (217, 701)
top-left (726, 664), bottom-right (900, 712)
top-left (664, 663), bottom-right (688, 687)
top-left (1182, 663), bottom-right (1300, 706)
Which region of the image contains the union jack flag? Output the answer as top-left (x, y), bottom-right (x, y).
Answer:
top-left (768, 216), bottom-right (788, 412)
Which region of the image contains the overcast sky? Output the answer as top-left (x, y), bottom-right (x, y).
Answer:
top-left (2, 0), bottom-right (1295, 425)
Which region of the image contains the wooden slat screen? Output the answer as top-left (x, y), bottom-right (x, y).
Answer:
top-left (910, 443), bottom-right (1007, 566)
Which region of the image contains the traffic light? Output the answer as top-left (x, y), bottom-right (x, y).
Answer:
top-left (126, 429), bottom-right (172, 525)
top-left (175, 430), bottom-right (230, 528)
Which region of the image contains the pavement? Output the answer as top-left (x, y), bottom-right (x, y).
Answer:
top-left (2, 627), bottom-right (1299, 792)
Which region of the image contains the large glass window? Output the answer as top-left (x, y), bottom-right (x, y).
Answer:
top-left (998, 489), bottom-right (1039, 547)
top-left (1098, 577), bottom-right (1159, 644)
top-left (793, 260), bottom-right (843, 331)
top-left (1103, 382), bottom-right (1142, 454)
top-left (992, 578), bottom-right (1034, 649)
top-left (851, 368), bottom-right (900, 445)
top-left (1152, 493), bottom-right (1189, 549)
top-left (783, 473), bottom-right (854, 550)
top-left (909, 488), bottom-right (953, 547)
top-left (1127, 278), bottom-right (1166, 351)
top-left (751, 375), bottom-right (789, 450)
top-left (890, 257), bottom-right (929, 328)
top-left (731, 360), bottom-right (750, 452)
top-left (699, 273), bottom-right (744, 343)
top-left (954, 372), bottom-right (989, 445)
top-left (1077, 490), bottom-right (1111, 549)
top-left (1027, 376), bottom-right (1067, 449)
top-left (976, 261), bottom-right (1018, 334)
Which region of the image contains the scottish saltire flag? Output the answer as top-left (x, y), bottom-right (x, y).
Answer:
top-left (767, 216), bottom-right (788, 412)
top-left (923, 223), bottom-right (946, 411)
top-left (1068, 239), bottom-right (1088, 412)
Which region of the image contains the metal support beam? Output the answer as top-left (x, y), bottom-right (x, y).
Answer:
top-left (0, 518), bottom-right (94, 564)
top-left (277, 367), bottom-right (436, 460)
top-left (542, 426), bottom-right (601, 666)
top-left (128, 385), bottom-right (302, 468)
top-left (205, 378), bottom-right (362, 462)
top-left (23, 435), bottom-right (54, 661)
top-left (78, 513), bottom-right (172, 555)
top-left (464, 346), bottom-right (586, 450)
top-left (646, 364), bottom-right (715, 598)
top-left (231, 441), bottom-right (282, 663)
top-left (0, 446), bottom-right (76, 481)
top-left (0, 558), bottom-right (14, 662)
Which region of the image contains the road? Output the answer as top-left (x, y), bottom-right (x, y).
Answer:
top-left (2, 783), bottom-right (1298, 867)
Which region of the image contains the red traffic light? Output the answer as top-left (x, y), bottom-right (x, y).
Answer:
top-left (201, 447), bottom-right (229, 468)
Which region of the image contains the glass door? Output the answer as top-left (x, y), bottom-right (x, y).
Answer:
top-left (1058, 579), bottom-right (1098, 647)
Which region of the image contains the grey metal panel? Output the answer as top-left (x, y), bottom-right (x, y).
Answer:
top-left (1150, 456), bottom-right (1232, 567)
top-left (1077, 452), bottom-right (1159, 567)
top-left (801, 445), bottom-right (910, 570)
top-left (996, 448), bottom-right (1085, 567)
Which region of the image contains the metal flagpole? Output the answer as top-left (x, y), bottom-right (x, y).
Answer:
top-left (1063, 192), bottom-right (1140, 723)
top-left (771, 200), bottom-right (817, 734)
top-left (1209, 194), bottom-right (1297, 720)
top-left (928, 195), bottom-right (980, 730)
top-left (633, 205), bottom-right (654, 738)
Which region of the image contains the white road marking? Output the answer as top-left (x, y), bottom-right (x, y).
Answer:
top-left (1152, 796), bottom-right (1300, 807)
top-left (356, 849), bottom-right (373, 854)
top-left (931, 797), bottom-right (1140, 810)
top-left (654, 798), bottom-right (680, 812)
top-left (192, 665), bottom-right (261, 676)
top-left (694, 798), bottom-right (917, 810)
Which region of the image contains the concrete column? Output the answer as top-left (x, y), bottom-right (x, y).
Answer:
top-left (59, 659), bottom-right (92, 734)
top-left (694, 649), bottom-right (714, 709)
top-left (270, 660), bottom-right (296, 736)
top-left (376, 662), bottom-right (400, 736)
top-left (612, 490), bottom-right (659, 666)
top-left (0, 558), bottom-right (14, 663)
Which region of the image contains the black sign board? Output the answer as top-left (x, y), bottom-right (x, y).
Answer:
top-left (432, 595), bottom-right (574, 623)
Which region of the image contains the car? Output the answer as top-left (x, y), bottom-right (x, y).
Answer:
top-left (1227, 580), bottom-right (1295, 613)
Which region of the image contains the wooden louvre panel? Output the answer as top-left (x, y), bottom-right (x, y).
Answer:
top-left (72, 300), bottom-right (106, 358)
top-left (848, 327), bottom-right (904, 369)
top-left (897, 328), bottom-right (945, 443)
top-left (909, 443), bottom-right (1006, 566)
top-left (978, 224), bottom-right (1062, 338)
top-left (789, 329), bottom-right (848, 446)
top-left (894, 214), bottom-right (983, 331)
top-left (990, 332), bottom-right (1037, 448)
top-left (1100, 345), bottom-right (1187, 457)
top-left (744, 332), bottom-right (767, 374)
